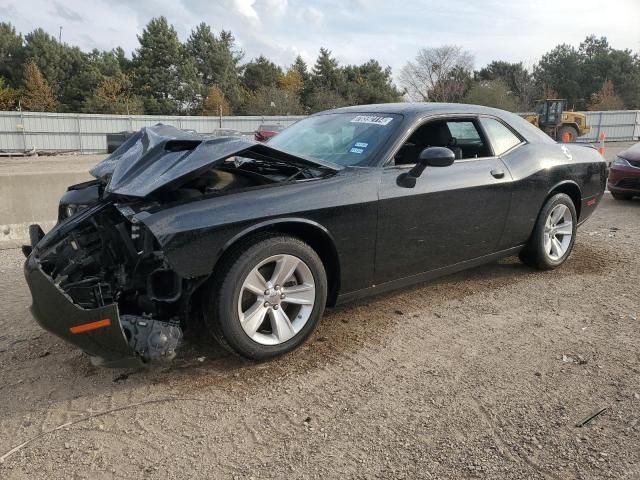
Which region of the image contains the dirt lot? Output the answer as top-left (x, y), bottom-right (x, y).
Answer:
top-left (0, 193), bottom-right (639, 479)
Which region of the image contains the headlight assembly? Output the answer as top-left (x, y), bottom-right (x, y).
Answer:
top-left (612, 157), bottom-right (631, 167)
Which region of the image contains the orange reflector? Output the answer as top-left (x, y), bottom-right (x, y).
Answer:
top-left (69, 318), bottom-right (111, 334)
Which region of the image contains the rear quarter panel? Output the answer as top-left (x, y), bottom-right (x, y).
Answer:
top-left (500, 142), bottom-right (606, 249)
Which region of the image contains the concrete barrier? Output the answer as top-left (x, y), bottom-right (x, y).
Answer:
top-left (0, 170), bottom-right (92, 248)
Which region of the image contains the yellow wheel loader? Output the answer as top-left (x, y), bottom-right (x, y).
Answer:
top-left (522, 99), bottom-right (590, 142)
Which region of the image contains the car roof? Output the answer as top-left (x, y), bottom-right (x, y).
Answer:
top-left (321, 102), bottom-right (556, 145)
top-left (328, 102), bottom-right (511, 117)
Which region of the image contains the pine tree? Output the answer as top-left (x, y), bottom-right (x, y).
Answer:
top-left (312, 48), bottom-right (342, 92)
top-left (186, 23), bottom-right (220, 87)
top-left (21, 61), bottom-right (57, 111)
top-left (0, 23), bottom-right (24, 86)
top-left (341, 60), bottom-right (402, 104)
top-left (242, 56), bottom-right (282, 91)
top-left (132, 17), bottom-right (183, 114)
top-left (288, 56), bottom-right (312, 109)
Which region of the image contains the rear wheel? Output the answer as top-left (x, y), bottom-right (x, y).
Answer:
top-left (519, 193), bottom-right (577, 270)
top-left (557, 125), bottom-right (578, 142)
top-left (205, 235), bottom-right (327, 360)
top-left (611, 192), bottom-right (633, 201)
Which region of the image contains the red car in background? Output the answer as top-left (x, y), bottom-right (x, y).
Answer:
top-left (254, 124), bottom-right (284, 142)
top-left (608, 142), bottom-right (640, 200)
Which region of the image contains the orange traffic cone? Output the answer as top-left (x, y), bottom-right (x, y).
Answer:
top-left (597, 132), bottom-right (606, 156)
top-left (562, 131), bottom-right (571, 143)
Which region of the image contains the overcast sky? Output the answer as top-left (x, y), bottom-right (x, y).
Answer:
top-left (2, 0), bottom-right (639, 75)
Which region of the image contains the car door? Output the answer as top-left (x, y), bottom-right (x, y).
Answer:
top-left (374, 116), bottom-right (514, 284)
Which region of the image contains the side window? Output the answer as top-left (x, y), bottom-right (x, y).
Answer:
top-left (393, 118), bottom-right (491, 165)
top-left (447, 121), bottom-right (481, 143)
top-left (480, 118), bottom-right (523, 156)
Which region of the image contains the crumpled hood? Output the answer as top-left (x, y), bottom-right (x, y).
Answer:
top-left (90, 124), bottom-right (340, 198)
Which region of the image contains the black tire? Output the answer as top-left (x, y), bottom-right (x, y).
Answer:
top-left (205, 234), bottom-right (327, 360)
top-left (611, 192), bottom-right (633, 201)
top-left (557, 125), bottom-right (578, 142)
top-left (519, 193), bottom-right (577, 270)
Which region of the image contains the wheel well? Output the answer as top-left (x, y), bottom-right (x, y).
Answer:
top-left (548, 182), bottom-right (581, 220)
top-left (210, 222), bottom-right (341, 307)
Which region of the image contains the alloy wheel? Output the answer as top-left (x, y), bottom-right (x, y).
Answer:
top-left (543, 204), bottom-right (573, 261)
top-left (237, 254), bottom-right (316, 345)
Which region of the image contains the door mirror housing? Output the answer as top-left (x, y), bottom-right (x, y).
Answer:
top-left (397, 147), bottom-right (455, 188)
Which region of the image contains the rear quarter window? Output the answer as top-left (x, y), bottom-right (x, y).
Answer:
top-left (480, 118), bottom-right (523, 156)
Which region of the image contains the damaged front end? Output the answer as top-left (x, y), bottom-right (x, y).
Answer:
top-left (24, 202), bottom-right (192, 367)
top-left (23, 124), bottom-right (339, 367)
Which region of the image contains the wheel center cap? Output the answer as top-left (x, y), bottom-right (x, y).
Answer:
top-left (265, 288), bottom-right (282, 305)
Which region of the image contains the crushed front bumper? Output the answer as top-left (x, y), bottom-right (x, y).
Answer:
top-left (24, 254), bottom-right (144, 368)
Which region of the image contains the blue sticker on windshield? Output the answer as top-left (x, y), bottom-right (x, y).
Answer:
top-left (350, 147), bottom-right (364, 154)
top-left (354, 142), bottom-right (368, 148)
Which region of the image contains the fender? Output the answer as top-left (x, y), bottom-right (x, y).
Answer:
top-left (157, 215), bottom-right (342, 281)
top-left (215, 217), bottom-right (342, 304)
top-left (219, 217), bottom-right (338, 258)
top-left (545, 179), bottom-right (582, 201)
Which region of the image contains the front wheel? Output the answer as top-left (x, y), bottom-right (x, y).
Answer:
top-left (205, 235), bottom-right (328, 360)
top-left (519, 193), bottom-right (577, 270)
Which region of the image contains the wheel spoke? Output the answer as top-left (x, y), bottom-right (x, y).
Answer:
top-left (551, 205), bottom-right (567, 225)
top-left (551, 237), bottom-right (563, 258)
top-left (270, 255), bottom-right (300, 286)
top-left (282, 283), bottom-right (315, 305)
top-left (243, 268), bottom-right (268, 295)
top-left (544, 233), bottom-right (552, 255)
top-left (269, 308), bottom-right (295, 342)
top-left (555, 222), bottom-right (573, 236)
top-left (545, 214), bottom-right (553, 229)
top-left (241, 300), bottom-right (268, 337)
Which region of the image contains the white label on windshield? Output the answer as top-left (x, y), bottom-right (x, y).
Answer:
top-left (350, 115), bottom-right (394, 126)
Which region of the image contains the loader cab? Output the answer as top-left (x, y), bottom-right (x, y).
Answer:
top-left (535, 99), bottom-right (567, 127)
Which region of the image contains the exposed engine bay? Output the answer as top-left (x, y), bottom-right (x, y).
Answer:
top-left (36, 205), bottom-right (188, 363)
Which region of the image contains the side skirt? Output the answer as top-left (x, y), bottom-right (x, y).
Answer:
top-left (335, 245), bottom-right (525, 306)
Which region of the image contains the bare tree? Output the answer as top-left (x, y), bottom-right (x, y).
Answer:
top-left (399, 46), bottom-right (474, 102)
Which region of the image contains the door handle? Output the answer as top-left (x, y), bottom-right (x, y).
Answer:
top-left (490, 169), bottom-right (505, 179)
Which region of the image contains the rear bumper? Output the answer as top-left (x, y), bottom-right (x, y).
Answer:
top-left (24, 254), bottom-right (144, 368)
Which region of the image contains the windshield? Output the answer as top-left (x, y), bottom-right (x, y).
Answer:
top-left (267, 113), bottom-right (403, 166)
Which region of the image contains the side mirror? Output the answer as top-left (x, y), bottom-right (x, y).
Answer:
top-left (397, 147), bottom-right (455, 188)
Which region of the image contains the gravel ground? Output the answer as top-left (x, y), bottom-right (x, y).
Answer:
top-left (1, 196), bottom-right (639, 479)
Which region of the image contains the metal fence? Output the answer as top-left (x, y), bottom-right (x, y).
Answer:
top-left (577, 110), bottom-right (640, 142)
top-left (0, 109), bottom-right (638, 153)
top-left (0, 112), bottom-right (305, 153)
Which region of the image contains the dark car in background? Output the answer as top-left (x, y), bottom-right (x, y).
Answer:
top-left (254, 124), bottom-right (284, 142)
top-left (24, 103), bottom-right (606, 368)
top-left (608, 142), bottom-right (640, 200)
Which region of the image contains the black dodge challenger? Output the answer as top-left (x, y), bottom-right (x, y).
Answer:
top-left (23, 103), bottom-right (606, 367)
